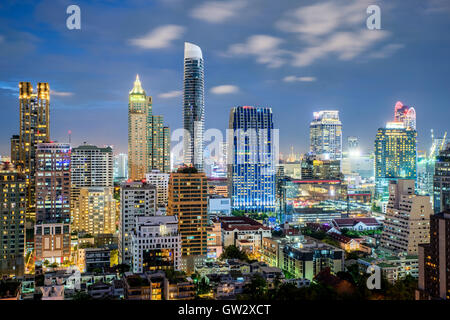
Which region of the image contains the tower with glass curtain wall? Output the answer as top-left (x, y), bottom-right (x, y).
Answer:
top-left (374, 121), bottom-right (417, 200)
top-left (183, 42), bottom-right (205, 171)
top-left (228, 106), bottom-right (276, 213)
top-left (310, 110), bottom-right (342, 161)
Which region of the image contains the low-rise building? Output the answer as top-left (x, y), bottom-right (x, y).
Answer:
top-left (131, 216), bottom-right (181, 273)
top-left (218, 216), bottom-right (271, 255)
top-left (332, 218), bottom-right (382, 231)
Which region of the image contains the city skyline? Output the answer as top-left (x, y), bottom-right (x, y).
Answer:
top-left (1, 0), bottom-right (450, 157)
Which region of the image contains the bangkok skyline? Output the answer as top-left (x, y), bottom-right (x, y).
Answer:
top-left (1, 0), bottom-right (450, 156)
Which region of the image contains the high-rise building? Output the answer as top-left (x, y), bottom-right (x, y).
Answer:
top-left (10, 135), bottom-right (20, 165)
top-left (145, 170), bottom-right (170, 208)
top-left (417, 210), bottom-right (450, 300)
top-left (0, 162), bottom-right (26, 276)
top-left (167, 167), bottom-right (208, 273)
top-left (433, 143), bottom-right (450, 213)
top-left (128, 75), bottom-right (170, 180)
top-left (374, 121), bottom-right (417, 199)
top-left (228, 106), bottom-right (276, 213)
top-left (73, 187), bottom-right (116, 236)
top-left (70, 144), bottom-right (114, 231)
top-left (34, 142), bottom-right (71, 263)
top-left (310, 111), bottom-right (342, 160)
top-left (183, 42), bottom-right (205, 171)
top-left (380, 179), bottom-right (431, 255)
top-left (114, 153), bottom-right (128, 182)
top-left (71, 144), bottom-right (113, 188)
top-left (131, 215), bottom-right (181, 273)
top-left (15, 82), bottom-right (50, 220)
top-left (119, 181), bottom-right (156, 265)
top-left (394, 101), bottom-right (416, 130)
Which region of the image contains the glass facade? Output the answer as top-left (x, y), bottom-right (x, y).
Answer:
top-left (374, 123), bottom-right (417, 200)
top-left (228, 106), bottom-right (275, 213)
top-left (310, 111), bottom-right (342, 161)
top-left (434, 144), bottom-right (450, 213)
top-left (183, 42), bottom-right (205, 171)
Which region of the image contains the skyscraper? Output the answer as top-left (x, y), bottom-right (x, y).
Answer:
top-left (114, 153), bottom-right (128, 182)
top-left (15, 82), bottom-right (50, 220)
top-left (128, 75), bottom-right (170, 180)
top-left (228, 106), bottom-right (276, 213)
top-left (310, 110), bottom-right (342, 160)
top-left (434, 143), bottom-right (450, 213)
top-left (0, 162), bottom-right (26, 276)
top-left (167, 167), bottom-right (208, 273)
top-left (380, 179), bottom-right (431, 255)
top-left (70, 144), bottom-right (114, 234)
top-left (417, 210), bottom-right (450, 300)
top-left (71, 144), bottom-right (114, 188)
top-left (374, 121), bottom-right (417, 199)
top-left (34, 142), bottom-right (71, 263)
top-left (183, 42), bottom-right (205, 171)
top-left (119, 181), bottom-right (156, 265)
top-left (394, 101), bottom-right (416, 130)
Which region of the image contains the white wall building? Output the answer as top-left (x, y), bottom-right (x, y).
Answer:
top-left (131, 215), bottom-right (181, 273)
top-left (145, 169), bottom-right (170, 208)
top-left (119, 181), bottom-right (156, 265)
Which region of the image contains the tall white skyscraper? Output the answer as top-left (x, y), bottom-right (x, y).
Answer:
top-left (183, 42), bottom-right (205, 171)
top-left (310, 110), bottom-right (343, 160)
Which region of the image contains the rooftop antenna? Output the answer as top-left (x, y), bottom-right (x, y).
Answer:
top-left (68, 130), bottom-right (72, 144)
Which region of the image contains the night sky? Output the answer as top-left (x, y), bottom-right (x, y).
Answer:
top-left (1, 0), bottom-right (450, 157)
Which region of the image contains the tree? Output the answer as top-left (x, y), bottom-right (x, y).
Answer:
top-left (114, 263), bottom-right (130, 275)
top-left (243, 274), bottom-right (267, 299)
top-left (220, 245), bottom-right (251, 262)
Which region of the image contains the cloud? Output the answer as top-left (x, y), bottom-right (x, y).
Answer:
top-left (50, 90), bottom-right (73, 97)
top-left (210, 85), bottom-right (239, 94)
top-left (292, 30), bottom-right (389, 67)
top-left (273, 0), bottom-right (396, 67)
top-left (283, 76), bottom-right (317, 83)
top-left (425, 0), bottom-right (450, 13)
top-left (226, 35), bottom-right (286, 68)
top-left (276, 0), bottom-right (370, 38)
top-left (369, 43), bottom-right (404, 59)
top-left (190, 0), bottom-right (247, 23)
top-left (129, 25), bottom-right (185, 49)
top-left (158, 90), bottom-right (182, 99)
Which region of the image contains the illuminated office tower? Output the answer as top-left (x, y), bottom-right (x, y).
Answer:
top-left (119, 181), bottom-right (156, 265)
top-left (34, 143), bottom-right (71, 263)
top-left (394, 101), bottom-right (416, 130)
top-left (374, 121), bottom-right (417, 199)
top-left (128, 75), bottom-right (170, 180)
top-left (15, 82), bottom-right (50, 220)
top-left (73, 187), bottom-right (116, 236)
top-left (434, 143), bottom-right (450, 213)
top-left (0, 162), bottom-right (26, 277)
top-left (228, 106), bottom-right (276, 213)
top-left (380, 179), bottom-right (431, 255)
top-left (183, 42), bottom-right (205, 171)
top-left (167, 167), bottom-right (208, 273)
top-left (310, 110), bottom-right (342, 160)
top-left (114, 153), bottom-right (128, 182)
